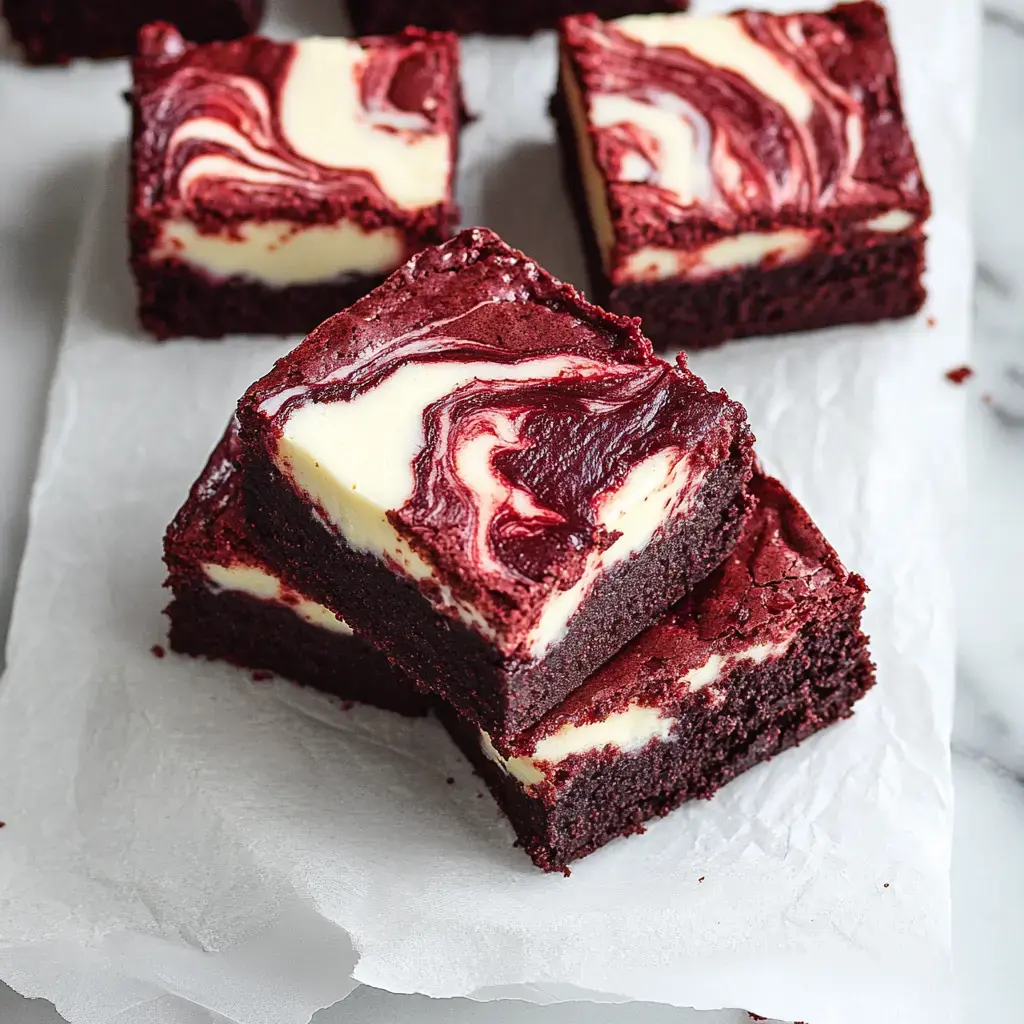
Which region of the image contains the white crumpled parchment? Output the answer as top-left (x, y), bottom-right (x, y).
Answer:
top-left (0, 1), bottom-right (977, 1022)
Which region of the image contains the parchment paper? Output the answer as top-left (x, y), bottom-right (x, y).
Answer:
top-left (0, 1), bottom-right (977, 1022)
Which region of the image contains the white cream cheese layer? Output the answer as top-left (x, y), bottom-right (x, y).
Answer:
top-left (279, 38), bottom-right (451, 211)
top-left (203, 562), bottom-right (353, 636)
top-left (152, 220), bottom-right (405, 287)
top-left (481, 637), bottom-right (794, 788)
top-left (620, 230), bottom-right (816, 283)
top-left (271, 348), bottom-right (699, 659)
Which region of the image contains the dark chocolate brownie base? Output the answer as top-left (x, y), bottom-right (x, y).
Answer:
top-left (551, 88), bottom-right (928, 351)
top-left (3, 0), bottom-right (264, 65)
top-left (606, 241), bottom-right (927, 350)
top-left (443, 618), bottom-right (875, 872)
top-left (346, 0), bottom-right (688, 37)
top-left (167, 579), bottom-right (429, 716)
top-left (132, 258), bottom-right (390, 341)
top-left (244, 450), bottom-right (751, 745)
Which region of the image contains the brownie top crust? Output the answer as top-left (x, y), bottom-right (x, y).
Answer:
top-left (491, 472), bottom-right (867, 766)
top-left (131, 22), bottom-right (460, 230)
top-left (238, 227), bottom-right (754, 661)
top-left (560, 2), bottom-right (930, 260)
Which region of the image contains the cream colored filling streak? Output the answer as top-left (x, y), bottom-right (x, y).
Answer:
top-left (481, 638), bottom-right (793, 788)
top-left (152, 220), bottom-right (405, 287)
top-left (279, 38), bottom-right (451, 211)
top-left (203, 562), bottom-right (353, 636)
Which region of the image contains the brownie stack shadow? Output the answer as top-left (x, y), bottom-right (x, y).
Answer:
top-left (164, 226), bottom-right (875, 872)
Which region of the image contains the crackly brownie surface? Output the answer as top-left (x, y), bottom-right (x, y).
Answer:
top-left (163, 423), bottom-right (428, 715)
top-left (237, 227), bottom-right (754, 667)
top-left (450, 472), bottom-right (874, 870)
top-left (129, 22), bottom-right (461, 337)
top-left (559, 2), bottom-right (930, 290)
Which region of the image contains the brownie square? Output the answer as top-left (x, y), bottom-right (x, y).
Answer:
top-left (345, 0), bottom-right (689, 37)
top-left (237, 226), bottom-right (755, 745)
top-left (442, 472), bottom-right (875, 871)
top-left (163, 421), bottom-right (428, 717)
top-left (554, 2), bottom-right (931, 350)
top-left (129, 22), bottom-right (462, 340)
top-left (2, 0), bottom-right (263, 65)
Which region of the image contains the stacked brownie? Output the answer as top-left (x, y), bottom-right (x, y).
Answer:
top-left (165, 226), bottom-right (876, 871)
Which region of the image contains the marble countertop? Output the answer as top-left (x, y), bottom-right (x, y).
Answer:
top-left (0, 3), bottom-right (1021, 1022)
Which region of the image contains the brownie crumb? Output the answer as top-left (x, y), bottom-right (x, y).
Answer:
top-left (476, 792), bottom-right (483, 799)
top-left (561, 865), bottom-right (572, 878)
top-left (945, 365), bottom-right (974, 385)
top-left (698, 876), bottom-right (705, 883)
top-left (748, 1014), bottom-right (767, 1021)
top-left (251, 670), bottom-right (273, 682)
top-left (0, 822), bottom-right (6, 829)
top-left (150, 644), bottom-right (166, 659)
top-left (883, 882), bottom-right (890, 888)
top-left (446, 776), bottom-right (455, 785)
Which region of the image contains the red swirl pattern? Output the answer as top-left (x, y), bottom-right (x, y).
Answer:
top-left (563, 2), bottom-right (929, 239)
top-left (132, 22), bottom-right (459, 224)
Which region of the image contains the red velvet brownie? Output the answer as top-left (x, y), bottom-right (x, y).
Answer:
top-left (554, 2), bottom-right (931, 350)
top-left (442, 472), bottom-right (875, 871)
top-left (237, 227), bottom-right (755, 745)
top-left (164, 421), bottom-right (428, 716)
top-left (2, 0), bottom-right (262, 65)
top-left (345, 0), bottom-right (689, 37)
top-left (129, 23), bottom-right (462, 341)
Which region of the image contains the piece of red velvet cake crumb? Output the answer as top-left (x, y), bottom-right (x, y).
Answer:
top-left (151, 644), bottom-right (166, 659)
top-left (945, 365), bottom-right (974, 384)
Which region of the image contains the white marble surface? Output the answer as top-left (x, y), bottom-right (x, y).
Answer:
top-left (0, 2), bottom-right (1022, 1022)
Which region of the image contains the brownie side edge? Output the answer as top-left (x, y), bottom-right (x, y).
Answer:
top-left (167, 578), bottom-right (429, 716)
top-left (606, 238), bottom-right (928, 350)
top-left (131, 258), bottom-right (393, 341)
top-left (242, 441), bottom-right (752, 744)
top-left (442, 610), bottom-right (875, 871)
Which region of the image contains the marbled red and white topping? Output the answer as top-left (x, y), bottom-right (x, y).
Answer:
top-left (133, 22), bottom-right (460, 226)
top-left (487, 473), bottom-right (868, 775)
top-left (239, 228), bottom-right (754, 658)
top-left (560, 2), bottom-right (930, 281)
